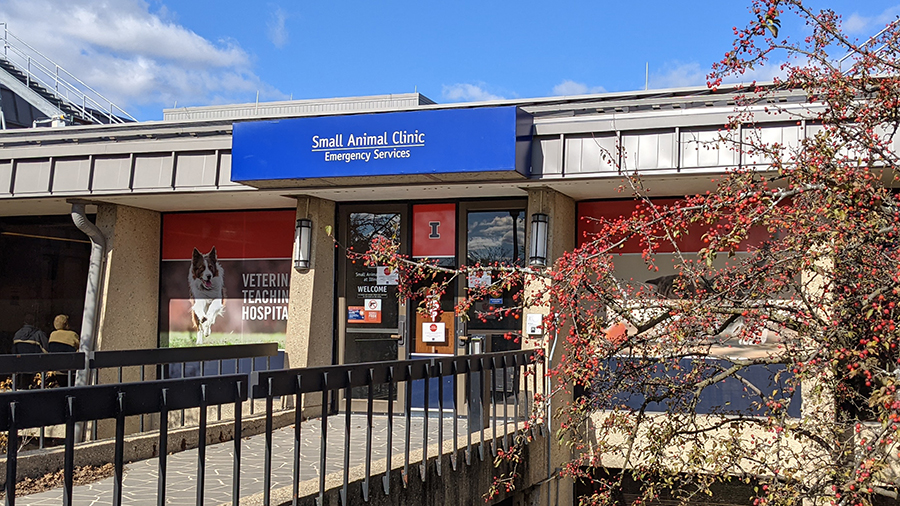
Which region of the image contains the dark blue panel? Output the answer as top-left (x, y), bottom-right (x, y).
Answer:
top-left (231, 106), bottom-right (529, 182)
top-left (167, 350), bottom-right (285, 378)
top-left (409, 376), bottom-right (455, 410)
top-left (598, 358), bottom-right (801, 418)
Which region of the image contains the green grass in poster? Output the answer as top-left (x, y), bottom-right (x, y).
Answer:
top-left (164, 331), bottom-right (285, 349)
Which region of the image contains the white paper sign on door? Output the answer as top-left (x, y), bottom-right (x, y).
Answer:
top-left (422, 322), bottom-right (445, 343)
top-left (376, 266), bottom-right (399, 285)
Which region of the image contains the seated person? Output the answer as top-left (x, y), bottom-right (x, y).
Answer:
top-left (48, 314), bottom-right (80, 353)
top-left (12, 314), bottom-right (48, 354)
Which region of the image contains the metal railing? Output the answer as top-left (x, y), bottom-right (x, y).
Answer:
top-left (0, 23), bottom-right (137, 125)
top-left (0, 349), bottom-right (544, 506)
top-left (0, 343), bottom-right (281, 445)
top-left (251, 349), bottom-right (542, 505)
top-left (0, 374), bottom-right (247, 506)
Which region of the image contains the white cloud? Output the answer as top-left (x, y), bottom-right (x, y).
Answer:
top-left (0, 0), bottom-right (284, 117)
top-left (267, 6), bottom-right (289, 49)
top-left (843, 5), bottom-right (900, 36)
top-left (551, 80), bottom-right (605, 96)
top-left (648, 61), bottom-right (708, 89)
top-left (441, 83), bottom-right (503, 102)
top-left (649, 59), bottom-right (789, 90)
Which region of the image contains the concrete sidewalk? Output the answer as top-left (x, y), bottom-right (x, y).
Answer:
top-left (20, 413), bottom-right (475, 506)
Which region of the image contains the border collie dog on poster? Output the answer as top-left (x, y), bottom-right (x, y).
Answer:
top-left (189, 247), bottom-right (225, 345)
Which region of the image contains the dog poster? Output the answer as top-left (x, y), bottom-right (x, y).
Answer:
top-left (159, 210), bottom-right (295, 348)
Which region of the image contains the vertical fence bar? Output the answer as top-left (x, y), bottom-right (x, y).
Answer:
top-left (250, 359), bottom-right (256, 416)
top-left (341, 371), bottom-right (352, 506)
top-left (420, 362), bottom-right (429, 482)
top-left (217, 360), bottom-right (223, 421)
top-left (513, 355), bottom-right (521, 439)
top-left (292, 375), bottom-right (302, 506)
top-left (39, 371), bottom-right (45, 449)
top-left (466, 360), bottom-right (473, 466)
top-left (232, 382), bottom-right (242, 506)
top-left (403, 365), bottom-right (412, 487)
top-left (363, 368), bottom-right (374, 502)
top-left (264, 378), bottom-right (273, 506)
top-left (113, 392), bottom-right (125, 506)
top-left (318, 372), bottom-right (328, 505)
top-left (451, 360), bottom-right (459, 471)
top-left (158, 389), bottom-right (168, 506)
top-left (6, 401), bottom-right (17, 506)
top-left (180, 362), bottom-right (186, 426)
top-left (502, 356), bottom-right (509, 452)
top-left (436, 361), bottom-right (444, 477)
top-left (491, 357), bottom-right (498, 457)
top-left (383, 367), bottom-right (394, 495)
top-left (92, 370), bottom-right (99, 441)
top-left (64, 396), bottom-right (75, 506)
top-left (196, 384), bottom-right (208, 506)
top-left (479, 358), bottom-right (486, 461)
top-left (140, 366), bottom-right (146, 432)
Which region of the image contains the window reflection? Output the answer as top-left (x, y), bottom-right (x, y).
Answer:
top-left (466, 211), bottom-right (525, 266)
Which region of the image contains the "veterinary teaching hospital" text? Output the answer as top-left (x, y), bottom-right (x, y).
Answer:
top-left (310, 130), bottom-right (425, 164)
top-left (241, 272), bottom-right (289, 321)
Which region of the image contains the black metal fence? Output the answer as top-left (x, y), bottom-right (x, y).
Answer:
top-left (0, 343), bottom-right (280, 445)
top-left (0, 349), bottom-right (543, 506)
top-left (0, 374), bottom-right (247, 506)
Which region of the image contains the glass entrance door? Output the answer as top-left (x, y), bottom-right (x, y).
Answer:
top-left (459, 201), bottom-right (527, 425)
top-left (338, 205), bottom-right (407, 411)
top-left (462, 202), bottom-right (527, 351)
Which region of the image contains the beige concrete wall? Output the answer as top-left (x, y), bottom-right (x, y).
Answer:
top-left (521, 188), bottom-right (576, 506)
top-left (93, 204), bottom-right (161, 436)
top-left (285, 197), bottom-right (336, 413)
top-left (95, 204), bottom-right (161, 353)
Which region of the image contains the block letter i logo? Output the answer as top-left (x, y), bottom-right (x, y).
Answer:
top-left (428, 222), bottom-right (440, 239)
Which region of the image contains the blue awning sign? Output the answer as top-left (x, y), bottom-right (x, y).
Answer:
top-left (231, 106), bottom-right (532, 187)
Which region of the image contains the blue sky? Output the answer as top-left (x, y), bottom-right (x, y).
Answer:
top-left (1, 0), bottom-right (898, 120)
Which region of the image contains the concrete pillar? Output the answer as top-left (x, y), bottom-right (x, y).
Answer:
top-left (95, 204), bottom-right (160, 352)
top-left (521, 188), bottom-right (575, 506)
top-left (93, 203), bottom-right (161, 436)
top-left (285, 197), bottom-right (336, 413)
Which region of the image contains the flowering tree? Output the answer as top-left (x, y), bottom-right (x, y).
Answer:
top-left (349, 1), bottom-right (900, 504)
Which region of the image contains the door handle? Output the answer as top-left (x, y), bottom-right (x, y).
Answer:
top-left (394, 314), bottom-right (406, 346)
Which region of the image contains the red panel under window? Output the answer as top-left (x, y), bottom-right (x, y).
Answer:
top-left (577, 199), bottom-right (769, 253)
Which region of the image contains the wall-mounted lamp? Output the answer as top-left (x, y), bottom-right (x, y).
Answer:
top-left (529, 213), bottom-right (549, 267)
top-left (294, 218), bottom-right (313, 270)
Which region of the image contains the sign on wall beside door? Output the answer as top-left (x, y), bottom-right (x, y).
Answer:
top-left (412, 203), bottom-right (456, 259)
